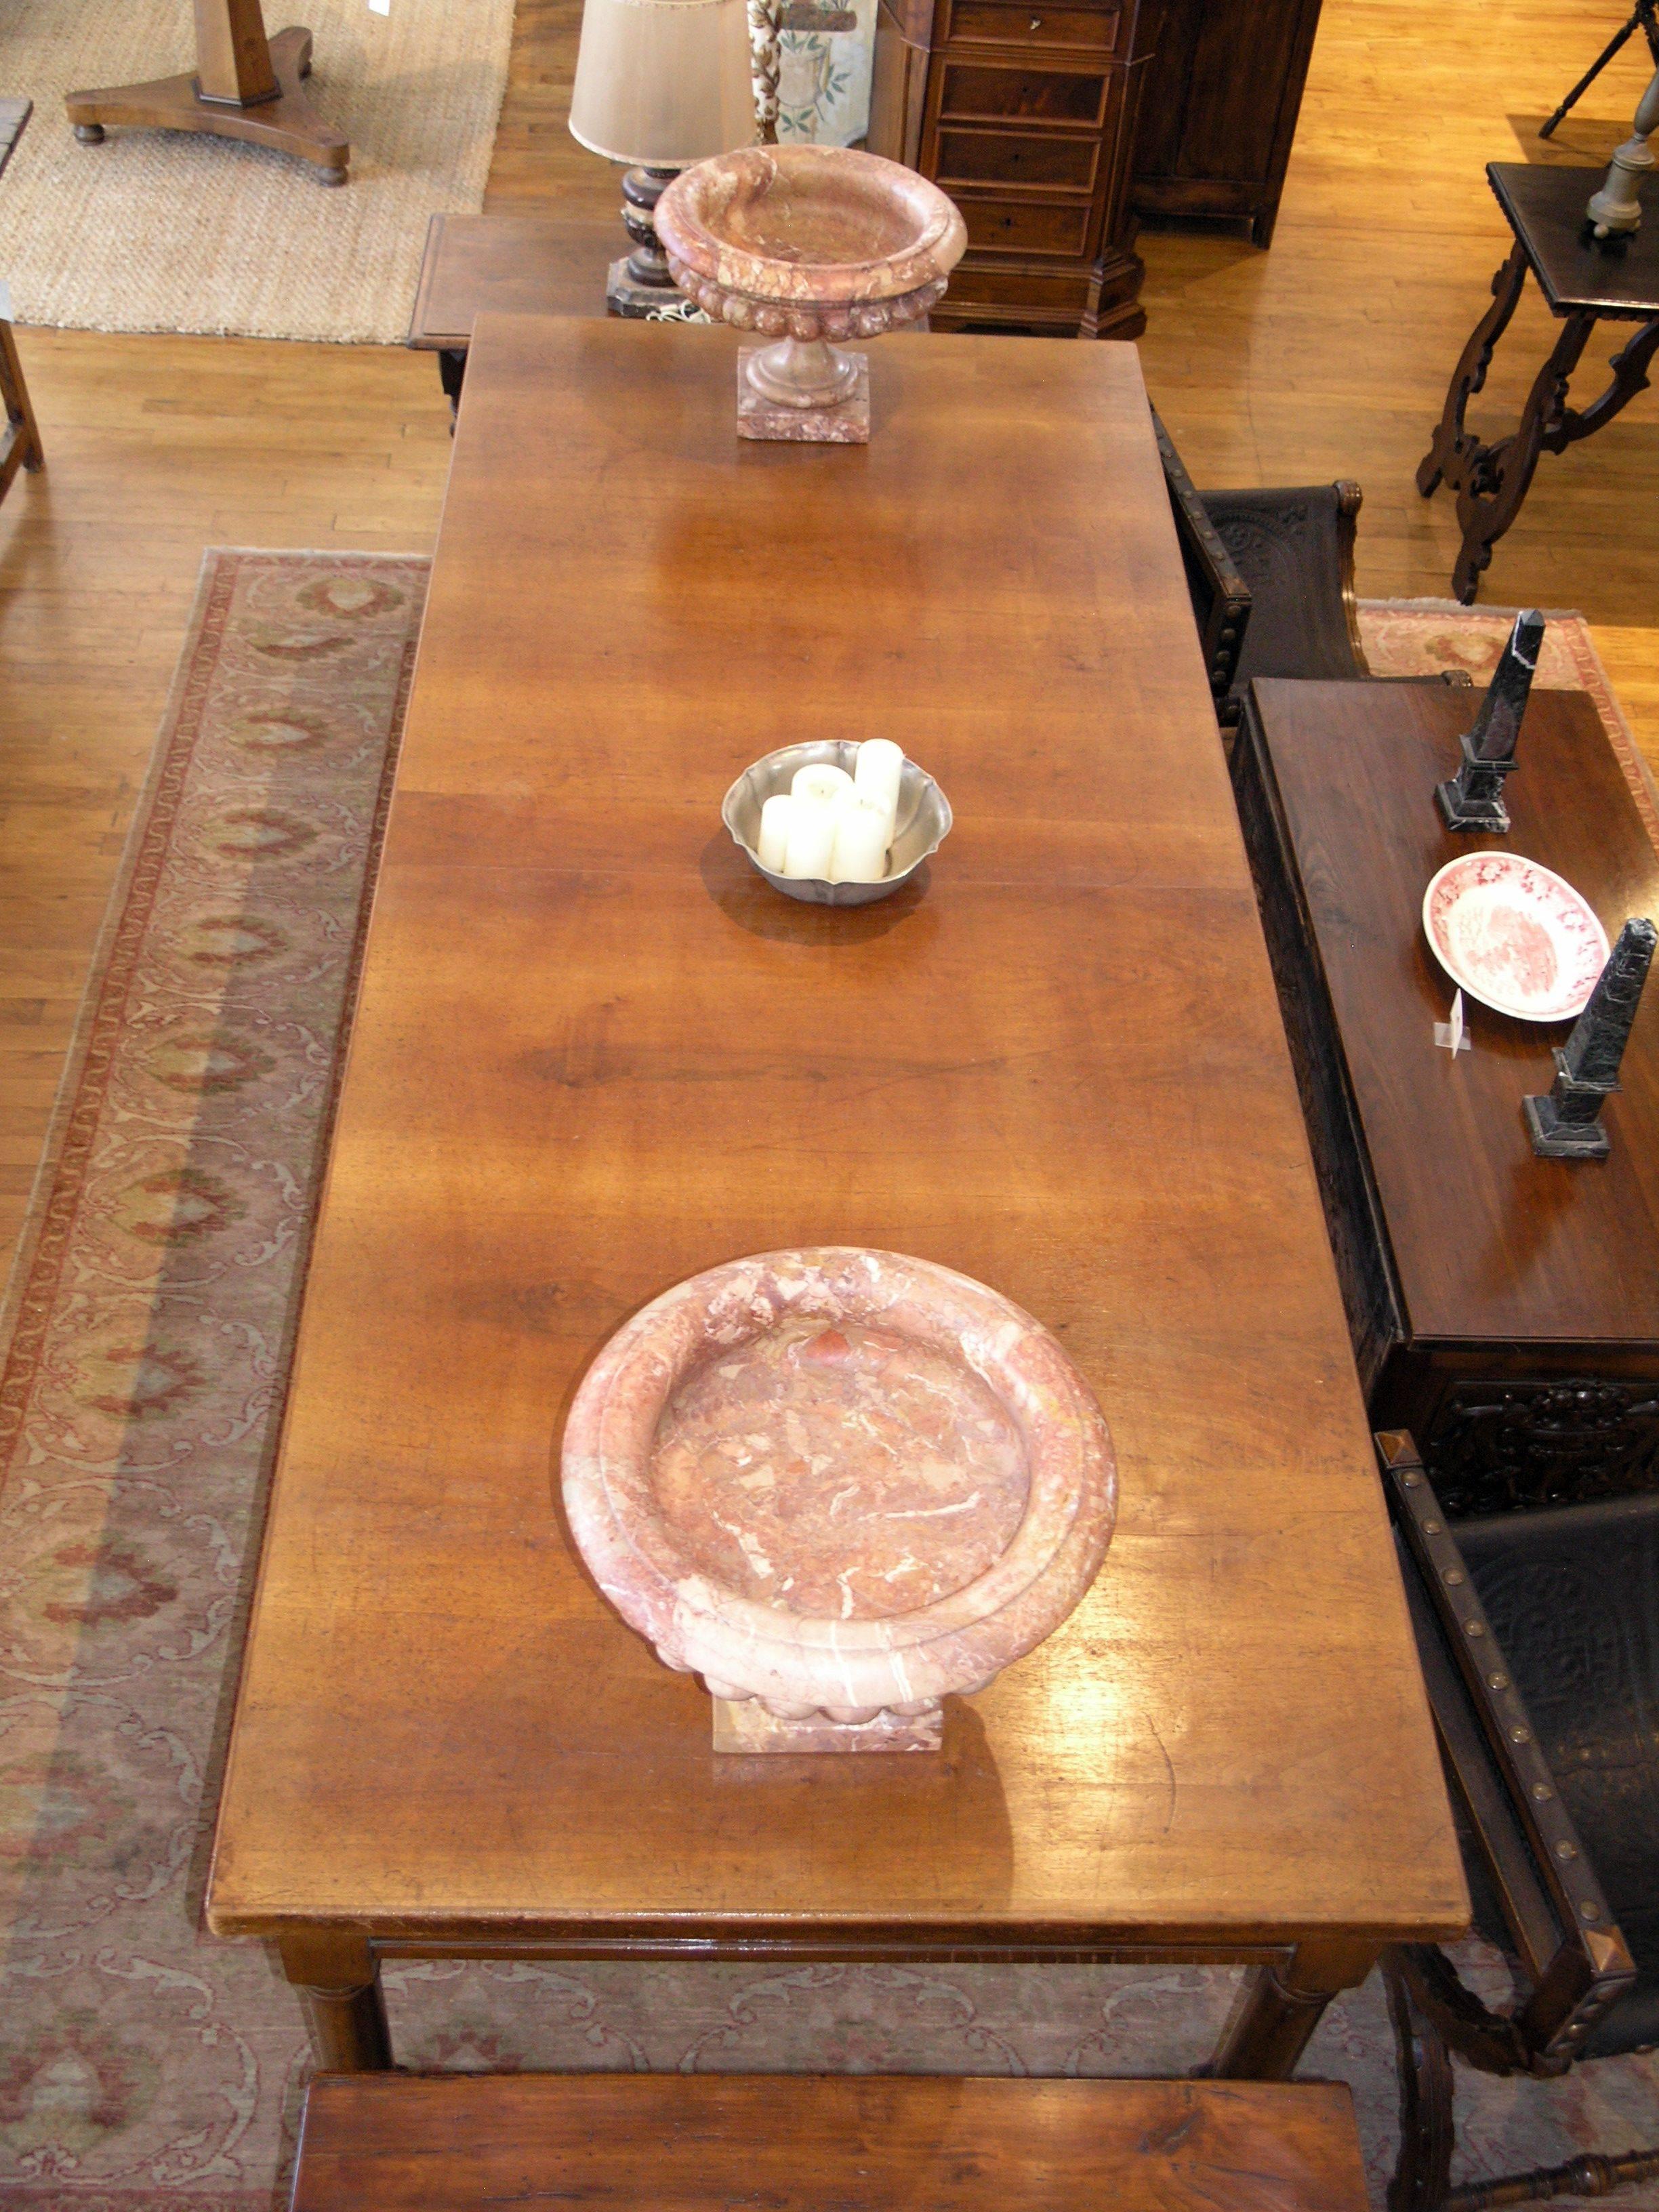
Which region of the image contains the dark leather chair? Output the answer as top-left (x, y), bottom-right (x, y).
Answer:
top-left (1376, 1430), bottom-right (1659, 2211)
top-left (1153, 413), bottom-right (1470, 726)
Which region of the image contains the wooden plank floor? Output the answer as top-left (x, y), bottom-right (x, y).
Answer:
top-left (0, 0), bottom-right (1654, 1277)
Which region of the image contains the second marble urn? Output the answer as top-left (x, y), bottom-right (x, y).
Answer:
top-left (560, 1248), bottom-right (1115, 1752)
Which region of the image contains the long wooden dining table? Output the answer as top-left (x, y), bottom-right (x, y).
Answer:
top-left (206, 314), bottom-right (1467, 2074)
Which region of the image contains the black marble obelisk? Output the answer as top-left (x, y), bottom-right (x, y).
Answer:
top-left (1437, 609), bottom-right (1546, 833)
top-left (1523, 916), bottom-right (1656, 1159)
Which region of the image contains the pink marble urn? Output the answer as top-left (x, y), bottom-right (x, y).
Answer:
top-left (654, 146), bottom-right (968, 444)
top-left (560, 1248), bottom-right (1115, 1753)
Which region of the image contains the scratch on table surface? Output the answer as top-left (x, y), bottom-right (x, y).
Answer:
top-left (1145, 1712), bottom-right (1176, 1834)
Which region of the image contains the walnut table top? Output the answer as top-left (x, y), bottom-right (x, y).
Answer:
top-left (205, 316), bottom-right (1464, 2072)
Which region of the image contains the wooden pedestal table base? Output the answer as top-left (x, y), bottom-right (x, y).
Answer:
top-left (66, 0), bottom-right (348, 184)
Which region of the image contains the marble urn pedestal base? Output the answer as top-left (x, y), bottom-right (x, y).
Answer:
top-left (561, 1249), bottom-right (1116, 1754)
top-left (737, 346), bottom-right (870, 445)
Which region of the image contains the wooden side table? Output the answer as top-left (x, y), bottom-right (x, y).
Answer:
top-left (1233, 676), bottom-right (1659, 1519)
top-left (0, 100), bottom-right (44, 503)
top-left (408, 213), bottom-right (617, 413)
top-left (289, 2072), bottom-right (1372, 2212)
top-left (1418, 163), bottom-right (1659, 604)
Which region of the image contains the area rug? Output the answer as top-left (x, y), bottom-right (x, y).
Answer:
top-left (0, 558), bottom-right (1655, 2210)
top-left (1359, 597), bottom-right (1659, 845)
top-left (0, 0), bottom-right (514, 344)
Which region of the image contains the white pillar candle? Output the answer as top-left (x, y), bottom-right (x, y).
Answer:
top-left (854, 739), bottom-right (904, 828)
top-left (830, 790), bottom-right (891, 884)
top-left (757, 792), bottom-right (794, 873)
top-left (783, 794), bottom-right (838, 880)
top-left (792, 762), bottom-right (853, 807)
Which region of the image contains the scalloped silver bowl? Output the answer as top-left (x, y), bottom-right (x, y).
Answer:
top-left (722, 740), bottom-right (952, 907)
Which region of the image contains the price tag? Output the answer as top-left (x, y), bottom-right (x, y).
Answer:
top-left (1433, 988), bottom-right (1471, 1055)
top-left (369, 0), bottom-right (390, 14)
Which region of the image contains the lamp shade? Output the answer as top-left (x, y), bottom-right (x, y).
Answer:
top-left (570, 0), bottom-right (756, 169)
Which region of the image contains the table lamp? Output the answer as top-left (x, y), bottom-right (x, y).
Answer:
top-left (570, 0), bottom-right (758, 316)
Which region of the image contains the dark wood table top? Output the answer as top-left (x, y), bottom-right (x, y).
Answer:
top-left (290, 2073), bottom-right (1371, 2212)
top-left (1250, 678), bottom-right (1659, 1350)
top-left (206, 316), bottom-right (1462, 1959)
top-left (1489, 161), bottom-right (1659, 319)
top-left (407, 213), bottom-right (616, 348)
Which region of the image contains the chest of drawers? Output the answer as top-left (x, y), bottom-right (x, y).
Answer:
top-left (866, 0), bottom-right (1158, 336)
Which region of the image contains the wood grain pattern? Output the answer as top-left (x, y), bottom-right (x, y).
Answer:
top-left (289, 2073), bottom-right (1373, 2212)
top-left (205, 317), bottom-right (1463, 1973)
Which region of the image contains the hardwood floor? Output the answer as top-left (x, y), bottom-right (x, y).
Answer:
top-left (0, 0), bottom-right (1654, 1273)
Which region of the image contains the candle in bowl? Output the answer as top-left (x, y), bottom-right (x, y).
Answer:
top-left (831, 790), bottom-right (891, 884)
top-left (783, 794), bottom-right (838, 880)
top-left (758, 793), bottom-right (794, 874)
top-left (854, 739), bottom-right (903, 832)
top-left (793, 762), bottom-right (853, 807)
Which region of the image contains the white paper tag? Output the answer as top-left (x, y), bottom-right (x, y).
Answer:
top-left (368, 0), bottom-right (389, 14)
top-left (1433, 988), bottom-right (1471, 1054)
top-left (0, 277), bottom-right (14, 322)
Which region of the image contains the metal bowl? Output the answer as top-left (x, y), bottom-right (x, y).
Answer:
top-left (721, 741), bottom-right (951, 907)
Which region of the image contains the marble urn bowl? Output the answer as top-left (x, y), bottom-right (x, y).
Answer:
top-left (653, 146), bottom-right (968, 445)
top-left (561, 1248), bottom-right (1115, 1753)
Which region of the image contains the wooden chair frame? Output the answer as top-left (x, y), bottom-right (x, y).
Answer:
top-left (1153, 409), bottom-right (1254, 716)
top-left (1375, 1431), bottom-right (1659, 2211)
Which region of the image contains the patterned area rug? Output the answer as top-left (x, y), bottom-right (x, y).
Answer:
top-left (0, 0), bottom-right (514, 344)
top-left (1, 556), bottom-right (1655, 2209)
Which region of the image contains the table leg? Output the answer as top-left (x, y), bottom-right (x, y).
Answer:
top-left (1208, 1940), bottom-right (1376, 2078)
top-left (0, 320), bottom-right (44, 490)
top-left (1548, 315), bottom-right (1659, 449)
top-left (438, 347), bottom-right (467, 428)
top-left (1417, 241), bottom-right (1528, 499)
top-left (278, 1927), bottom-right (393, 2070)
top-left (1449, 310), bottom-right (1593, 605)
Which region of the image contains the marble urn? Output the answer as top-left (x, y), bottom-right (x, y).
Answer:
top-left (560, 1248), bottom-right (1116, 1752)
top-left (653, 146), bottom-right (967, 444)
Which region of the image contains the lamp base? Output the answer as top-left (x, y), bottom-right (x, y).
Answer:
top-left (606, 254), bottom-right (688, 319)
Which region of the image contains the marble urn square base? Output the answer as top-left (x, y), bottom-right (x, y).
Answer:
top-left (737, 348), bottom-right (870, 444)
top-left (712, 1697), bottom-right (944, 1754)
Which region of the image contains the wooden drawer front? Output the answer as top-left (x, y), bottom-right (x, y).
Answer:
top-left (937, 125), bottom-right (1098, 190)
top-left (947, 1), bottom-right (1120, 47)
top-left (962, 196), bottom-right (1091, 254)
top-left (939, 62), bottom-right (1109, 123)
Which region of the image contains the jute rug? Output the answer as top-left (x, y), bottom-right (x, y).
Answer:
top-left (0, 0), bottom-right (514, 344)
top-left (0, 554), bottom-right (1655, 2209)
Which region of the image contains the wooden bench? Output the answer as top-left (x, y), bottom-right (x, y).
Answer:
top-left (290, 2072), bottom-right (1372, 2212)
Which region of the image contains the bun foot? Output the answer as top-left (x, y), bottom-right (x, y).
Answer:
top-left (74, 123), bottom-right (106, 143)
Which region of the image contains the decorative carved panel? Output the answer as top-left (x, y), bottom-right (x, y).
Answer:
top-left (1423, 1377), bottom-right (1659, 1519)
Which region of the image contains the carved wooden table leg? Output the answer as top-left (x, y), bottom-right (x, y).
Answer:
top-left (1417, 241), bottom-right (1529, 499)
top-left (1448, 309), bottom-right (1594, 605)
top-left (1208, 1940), bottom-right (1376, 2078)
top-left (1546, 315), bottom-right (1659, 451)
top-left (65, 0), bottom-right (348, 183)
top-left (279, 1927), bottom-right (393, 2070)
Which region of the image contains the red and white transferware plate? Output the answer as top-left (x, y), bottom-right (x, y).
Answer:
top-left (1422, 852), bottom-right (1610, 1021)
